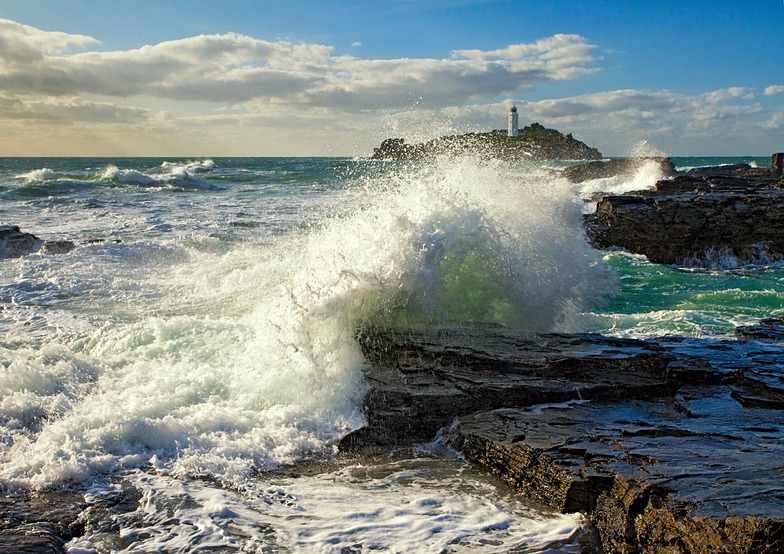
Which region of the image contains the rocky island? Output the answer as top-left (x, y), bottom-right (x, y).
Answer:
top-left (370, 122), bottom-right (602, 161)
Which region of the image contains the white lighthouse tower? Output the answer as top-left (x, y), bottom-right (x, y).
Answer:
top-left (507, 105), bottom-right (519, 138)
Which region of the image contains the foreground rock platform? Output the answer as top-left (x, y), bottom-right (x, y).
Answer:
top-left (341, 326), bottom-right (784, 553)
top-left (584, 162), bottom-right (784, 266)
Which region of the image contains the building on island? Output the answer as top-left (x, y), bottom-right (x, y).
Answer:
top-left (507, 106), bottom-right (519, 138)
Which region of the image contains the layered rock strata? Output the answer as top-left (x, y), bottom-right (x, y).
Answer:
top-left (584, 163), bottom-right (784, 266)
top-left (340, 326), bottom-right (784, 553)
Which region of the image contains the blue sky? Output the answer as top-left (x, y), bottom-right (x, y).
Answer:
top-left (0, 0), bottom-right (782, 156)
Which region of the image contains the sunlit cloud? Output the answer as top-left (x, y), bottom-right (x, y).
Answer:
top-left (764, 85), bottom-right (784, 96)
top-left (0, 17), bottom-right (781, 156)
top-left (0, 19), bottom-right (598, 112)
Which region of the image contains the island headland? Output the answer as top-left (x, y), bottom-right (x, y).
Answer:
top-left (370, 122), bottom-right (602, 161)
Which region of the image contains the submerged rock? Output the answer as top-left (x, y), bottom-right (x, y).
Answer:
top-left (584, 163), bottom-right (784, 266)
top-left (0, 225), bottom-right (42, 258)
top-left (341, 326), bottom-right (784, 552)
top-left (0, 226), bottom-right (77, 258)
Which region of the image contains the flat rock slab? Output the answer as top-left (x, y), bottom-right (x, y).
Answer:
top-left (454, 388), bottom-right (784, 552)
top-left (343, 326), bottom-right (784, 552)
top-left (340, 328), bottom-right (690, 450)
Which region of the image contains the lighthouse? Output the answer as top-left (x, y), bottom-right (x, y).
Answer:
top-left (507, 105), bottom-right (519, 138)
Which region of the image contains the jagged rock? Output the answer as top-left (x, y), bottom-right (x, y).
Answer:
top-left (0, 491), bottom-right (86, 553)
top-left (584, 163), bottom-right (784, 266)
top-left (0, 226), bottom-right (77, 258)
top-left (341, 326), bottom-right (784, 552)
top-left (0, 225), bottom-right (42, 258)
top-left (563, 157), bottom-right (677, 183)
top-left (735, 318), bottom-right (784, 341)
top-left (42, 240), bottom-right (76, 255)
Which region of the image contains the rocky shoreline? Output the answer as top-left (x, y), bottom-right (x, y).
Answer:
top-left (335, 156), bottom-right (784, 552)
top-left (583, 158), bottom-right (784, 266)
top-left (4, 155), bottom-right (784, 553)
top-left (340, 325), bottom-right (784, 553)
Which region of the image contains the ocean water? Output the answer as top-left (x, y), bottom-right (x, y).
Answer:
top-left (0, 154), bottom-right (779, 552)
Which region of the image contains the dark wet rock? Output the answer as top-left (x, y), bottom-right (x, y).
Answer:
top-left (585, 163), bottom-right (784, 266)
top-left (0, 225), bottom-right (42, 258)
top-left (340, 328), bottom-right (684, 450)
top-left (342, 326), bottom-right (784, 552)
top-left (563, 157), bottom-right (676, 183)
top-left (774, 153), bottom-right (783, 177)
top-left (0, 226), bottom-right (78, 258)
top-left (0, 491), bottom-right (86, 553)
top-left (735, 318), bottom-right (784, 341)
top-left (42, 240), bottom-right (76, 255)
top-left (453, 388), bottom-right (784, 553)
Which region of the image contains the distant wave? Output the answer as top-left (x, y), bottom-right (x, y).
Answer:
top-left (17, 168), bottom-right (57, 182)
top-left (99, 162), bottom-right (220, 190)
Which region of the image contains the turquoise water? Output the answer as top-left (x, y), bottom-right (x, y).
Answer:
top-left (1, 155), bottom-right (781, 552)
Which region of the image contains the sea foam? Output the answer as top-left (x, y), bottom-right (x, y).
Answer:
top-left (18, 168), bottom-right (57, 181)
top-left (0, 155), bottom-right (612, 491)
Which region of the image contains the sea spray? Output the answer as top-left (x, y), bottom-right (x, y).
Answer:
top-left (0, 155), bottom-right (613, 492)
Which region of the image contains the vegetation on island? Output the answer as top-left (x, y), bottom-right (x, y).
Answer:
top-left (370, 122), bottom-right (602, 161)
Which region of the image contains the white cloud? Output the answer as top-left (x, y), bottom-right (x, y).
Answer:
top-left (0, 18), bottom-right (98, 64)
top-left (700, 87), bottom-right (756, 103)
top-left (0, 19), bottom-right (599, 111)
top-left (764, 85), bottom-right (784, 96)
top-left (0, 18), bottom-right (781, 156)
top-left (0, 95), bottom-right (149, 123)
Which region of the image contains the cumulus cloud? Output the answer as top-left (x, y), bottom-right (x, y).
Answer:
top-left (441, 85), bottom-right (774, 155)
top-left (0, 95), bottom-right (149, 123)
top-left (453, 34), bottom-right (599, 77)
top-left (2, 17), bottom-right (781, 156)
top-left (765, 85), bottom-right (784, 96)
top-left (701, 87), bottom-right (757, 103)
top-left (0, 19), bottom-right (598, 110)
top-left (0, 18), bottom-right (98, 64)
top-left (504, 89), bottom-right (764, 126)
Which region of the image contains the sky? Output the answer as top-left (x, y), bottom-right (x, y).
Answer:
top-left (0, 0), bottom-right (782, 157)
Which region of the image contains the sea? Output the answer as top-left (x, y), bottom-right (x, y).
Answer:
top-left (0, 153), bottom-right (780, 552)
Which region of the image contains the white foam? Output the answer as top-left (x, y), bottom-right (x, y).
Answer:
top-left (577, 158), bottom-right (668, 203)
top-left (100, 165), bottom-right (155, 186)
top-left (161, 159), bottom-right (216, 174)
top-left (97, 163), bottom-right (216, 189)
top-left (18, 168), bottom-right (57, 181)
top-left (1, 156), bottom-right (613, 491)
top-left (67, 461), bottom-right (585, 553)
